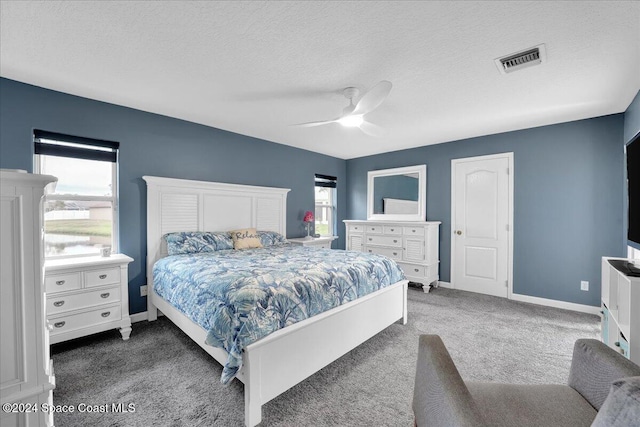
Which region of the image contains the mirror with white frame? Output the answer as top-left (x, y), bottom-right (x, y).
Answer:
top-left (367, 165), bottom-right (427, 221)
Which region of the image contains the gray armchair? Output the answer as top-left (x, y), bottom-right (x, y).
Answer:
top-left (412, 335), bottom-right (640, 427)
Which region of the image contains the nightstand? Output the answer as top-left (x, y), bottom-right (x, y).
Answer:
top-left (287, 236), bottom-right (338, 249)
top-left (45, 253), bottom-right (133, 344)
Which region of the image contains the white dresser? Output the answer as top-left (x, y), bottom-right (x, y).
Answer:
top-left (287, 236), bottom-right (338, 249)
top-left (1, 170), bottom-right (57, 427)
top-left (45, 254), bottom-right (133, 344)
top-left (344, 220), bottom-right (440, 292)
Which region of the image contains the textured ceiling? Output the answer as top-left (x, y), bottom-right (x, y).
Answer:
top-left (1, 1), bottom-right (639, 159)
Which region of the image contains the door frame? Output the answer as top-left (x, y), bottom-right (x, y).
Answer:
top-left (450, 152), bottom-right (514, 298)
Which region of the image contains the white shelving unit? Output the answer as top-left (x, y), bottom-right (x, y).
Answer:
top-left (601, 256), bottom-right (640, 364)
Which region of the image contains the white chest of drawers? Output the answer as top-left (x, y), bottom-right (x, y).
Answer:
top-left (344, 220), bottom-right (440, 292)
top-left (45, 254), bottom-right (133, 344)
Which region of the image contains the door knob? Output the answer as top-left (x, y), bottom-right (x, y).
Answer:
top-left (455, 230), bottom-right (462, 235)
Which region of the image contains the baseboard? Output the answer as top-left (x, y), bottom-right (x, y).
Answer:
top-left (130, 312), bottom-right (148, 323)
top-left (436, 281), bottom-right (452, 289)
top-left (130, 311), bottom-right (164, 323)
top-left (510, 293), bottom-right (600, 315)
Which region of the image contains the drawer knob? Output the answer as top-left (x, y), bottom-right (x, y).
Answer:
top-left (101, 311), bottom-right (111, 318)
top-left (393, 240), bottom-right (398, 243)
top-left (614, 341), bottom-right (621, 347)
top-left (412, 229), bottom-right (416, 233)
top-left (100, 293), bottom-right (110, 299)
top-left (368, 238), bottom-right (372, 241)
top-left (368, 250), bottom-right (372, 253)
top-left (99, 274), bottom-right (107, 279)
top-left (54, 321), bottom-right (66, 328)
top-left (390, 229), bottom-right (395, 231)
top-left (393, 252), bottom-right (398, 256)
top-left (414, 268), bottom-right (419, 272)
top-left (53, 300), bottom-right (65, 307)
top-left (56, 280), bottom-right (66, 286)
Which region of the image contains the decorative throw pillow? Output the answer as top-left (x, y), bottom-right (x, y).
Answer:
top-left (257, 230), bottom-right (287, 247)
top-left (230, 228), bottom-right (263, 250)
top-left (164, 231), bottom-right (233, 255)
top-left (591, 376), bottom-right (640, 427)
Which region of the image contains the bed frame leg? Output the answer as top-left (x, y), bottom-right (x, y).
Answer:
top-left (244, 386), bottom-right (262, 427)
top-left (244, 376), bottom-right (262, 427)
top-left (148, 297), bottom-right (158, 321)
top-left (244, 352), bottom-right (262, 426)
top-left (397, 281), bottom-right (408, 325)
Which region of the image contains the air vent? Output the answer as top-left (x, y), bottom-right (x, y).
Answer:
top-left (495, 44), bottom-right (546, 74)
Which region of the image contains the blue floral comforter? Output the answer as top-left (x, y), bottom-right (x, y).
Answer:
top-left (153, 245), bottom-right (405, 384)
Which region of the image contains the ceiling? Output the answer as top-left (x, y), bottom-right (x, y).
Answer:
top-left (1, 1), bottom-right (639, 159)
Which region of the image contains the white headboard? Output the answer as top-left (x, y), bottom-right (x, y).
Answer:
top-left (143, 175), bottom-right (290, 291)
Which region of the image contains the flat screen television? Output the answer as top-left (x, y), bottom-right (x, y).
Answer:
top-left (628, 132), bottom-right (640, 251)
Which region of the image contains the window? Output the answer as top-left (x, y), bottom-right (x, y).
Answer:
top-left (34, 130), bottom-right (119, 258)
top-left (314, 174), bottom-right (337, 237)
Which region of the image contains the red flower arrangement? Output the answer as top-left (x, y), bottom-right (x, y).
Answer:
top-left (303, 211), bottom-right (314, 238)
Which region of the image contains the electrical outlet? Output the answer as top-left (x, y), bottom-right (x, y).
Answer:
top-left (140, 285), bottom-right (148, 296)
top-left (580, 281), bottom-right (589, 291)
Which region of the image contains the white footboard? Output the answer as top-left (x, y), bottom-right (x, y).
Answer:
top-left (149, 280), bottom-right (408, 426)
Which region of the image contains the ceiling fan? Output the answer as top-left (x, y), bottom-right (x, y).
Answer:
top-left (293, 80), bottom-right (392, 137)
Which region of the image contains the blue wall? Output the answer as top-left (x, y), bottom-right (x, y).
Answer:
top-left (0, 77), bottom-right (631, 309)
top-left (0, 78), bottom-right (347, 314)
top-left (347, 116), bottom-right (625, 306)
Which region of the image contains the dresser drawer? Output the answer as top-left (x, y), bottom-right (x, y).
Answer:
top-left (365, 246), bottom-right (402, 261)
top-left (366, 235), bottom-right (402, 247)
top-left (366, 225), bottom-right (383, 234)
top-left (348, 224), bottom-right (364, 233)
top-left (403, 226), bottom-right (425, 236)
top-left (47, 286), bottom-right (120, 315)
top-left (398, 263), bottom-right (425, 277)
top-left (383, 225), bottom-right (402, 235)
top-left (85, 267), bottom-right (120, 287)
top-left (45, 273), bottom-right (81, 294)
top-left (50, 305), bottom-right (121, 335)
top-left (397, 263), bottom-right (437, 284)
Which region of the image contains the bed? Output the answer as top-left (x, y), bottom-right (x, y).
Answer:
top-left (143, 176), bottom-right (408, 426)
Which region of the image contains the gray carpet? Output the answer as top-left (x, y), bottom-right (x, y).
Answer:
top-left (50, 287), bottom-right (600, 426)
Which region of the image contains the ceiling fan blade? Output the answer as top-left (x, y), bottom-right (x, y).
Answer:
top-left (291, 118), bottom-right (340, 127)
top-left (352, 80), bottom-right (392, 116)
top-left (359, 121), bottom-right (384, 137)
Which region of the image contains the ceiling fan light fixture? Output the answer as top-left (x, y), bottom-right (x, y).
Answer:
top-left (338, 115), bottom-right (364, 127)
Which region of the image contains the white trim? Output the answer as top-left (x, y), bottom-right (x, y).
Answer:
top-left (436, 281), bottom-right (453, 289)
top-left (130, 311), bottom-right (155, 323)
top-left (367, 164), bottom-right (426, 222)
top-left (450, 152), bottom-right (514, 299)
top-left (511, 293), bottom-right (600, 315)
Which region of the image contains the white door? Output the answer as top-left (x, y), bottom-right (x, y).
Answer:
top-left (451, 153), bottom-right (513, 298)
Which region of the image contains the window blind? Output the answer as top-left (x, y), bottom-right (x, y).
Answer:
top-left (34, 129), bottom-right (119, 163)
top-left (314, 173), bottom-right (337, 188)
